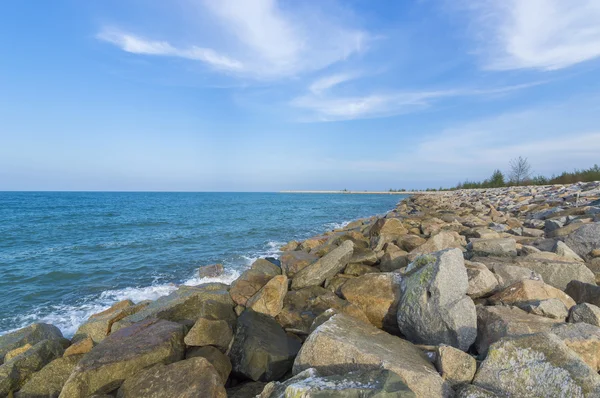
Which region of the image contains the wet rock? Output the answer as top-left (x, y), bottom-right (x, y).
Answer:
top-left (473, 332), bottom-right (600, 397)
top-left (116, 357), bottom-right (226, 398)
top-left (198, 263), bottom-right (224, 279)
top-left (229, 310), bottom-right (301, 382)
top-left (397, 249), bottom-right (477, 351)
top-left (291, 240), bottom-right (354, 290)
top-left (246, 275), bottom-right (288, 317)
top-left (569, 303), bottom-right (600, 326)
top-left (293, 314), bottom-right (451, 397)
top-left (279, 251), bottom-right (317, 278)
top-left (340, 272), bottom-right (402, 332)
top-left (60, 319), bottom-right (185, 397)
top-left (15, 354), bottom-right (83, 398)
top-left (475, 305), bottom-right (560, 356)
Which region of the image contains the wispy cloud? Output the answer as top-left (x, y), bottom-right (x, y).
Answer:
top-left (467, 0), bottom-right (600, 71)
top-left (308, 73), bottom-right (359, 95)
top-left (98, 0), bottom-right (369, 79)
top-left (97, 29), bottom-right (243, 71)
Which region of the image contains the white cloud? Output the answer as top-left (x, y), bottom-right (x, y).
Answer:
top-left (308, 73), bottom-right (358, 95)
top-left (469, 0), bottom-right (600, 70)
top-left (97, 29), bottom-right (243, 71)
top-left (98, 0), bottom-right (368, 79)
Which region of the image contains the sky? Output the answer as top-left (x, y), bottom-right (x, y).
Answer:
top-left (1, 0), bottom-right (600, 191)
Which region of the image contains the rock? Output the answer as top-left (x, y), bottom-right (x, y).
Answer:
top-left (349, 247), bottom-right (378, 265)
top-left (183, 318), bottom-right (232, 351)
top-left (340, 272), bottom-right (402, 332)
top-left (198, 263), bottom-right (224, 278)
top-left (227, 382), bottom-right (268, 398)
top-left (74, 300), bottom-right (149, 343)
top-left (293, 314), bottom-right (451, 397)
top-left (551, 323), bottom-right (600, 372)
top-left (5, 345), bottom-right (32, 362)
top-left (397, 234), bottom-right (427, 252)
top-left (370, 218), bottom-right (408, 238)
top-left (229, 269), bottom-right (276, 307)
top-left (475, 305), bottom-right (560, 356)
top-left (299, 236), bottom-right (328, 252)
top-left (260, 368), bottom-right (416, 398)
top-left (116, 357), bottom-right (226, 398)
top-left (454, 384), bottom-right (500, 398)
top-left (246, 275), bottom-right (288, 317)
top-left (280, 241), bottom-right (299, 252)
top-left (521, 298), bottom-right (570, 320)
top-left (397, 249), bottom-right (477, 351)
top-left (276, 286), bottom-right (330, 334)
top-left (185, 346), bottom-right (232, 383)
top-left (229, 310), bottom-right (301, 382)
top-left (15, 354), bottom-right (83, 398)
top-left (565, 222), bottom-right (600, 260)
top-left (60, 319), bottom-right (185, 397)
top-left (64, 337), bottom-right (94, 357)
top-left (279, 251), bottom-right (317, 278)
top-left (0, 339), bottom-right (65, 396)
top-left (343, 263), bottom-right (379, 276)
top-left (489, 263), bottom-right (542, 289)
top-left (408, 231), bottom-right (465, 260)
top-left (379, 250), bottom-right (410, 272)
top-left (569, 303), bottom-right (600, 326)
top-left (545, 219), bottom-right (564, 234)
top-left (488, 280), bottom-right (576, 309)
top-left (291, 240), bottom-right (354, 290)
top-left (514, 258), bottom-right (595, 290)
top-left (250, 259), bottom-right (281, 276)
top-left (113, 284), bottom-right (233, 330)
top-left (565, 280), bottom-right (600, 307)
top-left (554, 241), bottom-right (585, 262)
top-left (468, 238), bottom-right (517, 257)
top-left (434, 345), bottom-right (477, 386)
top-left (465, 261), bottom-right (498, 298)
top-left (473, 332), bottom-right (600, 397)
top-left (0, 323), bottom-right (64, 365)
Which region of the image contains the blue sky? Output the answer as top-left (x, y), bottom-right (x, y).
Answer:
top-left (1, 0), bottom-right (600, 191)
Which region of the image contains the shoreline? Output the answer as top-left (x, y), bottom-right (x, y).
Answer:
top-left (2, 182), bottom-right (600, 396)
top-left (280, 190), bottom-right (435, 194)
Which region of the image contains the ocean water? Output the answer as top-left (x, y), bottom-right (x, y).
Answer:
top-left (0, 192), bottom-right (404, 336)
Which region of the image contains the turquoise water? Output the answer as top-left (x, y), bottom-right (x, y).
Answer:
top-left (0, 192), bottom-right (404, 336)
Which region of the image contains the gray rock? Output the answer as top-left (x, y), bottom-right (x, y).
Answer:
top-left (259, 368), bottom-right (416, 398)
top-left (514, 258), bottom-right (595, 290)
top-left (0, 323), bottom-right (64, 365)
top-left (229, 310), bottom-right (301, 382)
top-left (116, 357), bottom-right (226, 398)
top-left (434, 345), bottom-right (477, 386)
top-left (0, 339), bottom-right (65, 396)
top-left (545, 219), bottom-right (564, 234)
top-left (551, 323), bottom-right (600, 372)
top-left (565, 222), bottom-right (600, 261)
top-left (455, 384), bottom-right (500, 397)
top-left (468, 238), bottom-right (517, 257)
top-left (15, 354), bottom-right (83, 398)
top-left (59, 319), bottom-right (185, 397)
top-left (227, 382), bottom-right (268, 398)
top-left (566, 280), bottom-right (600, 307)
top-left (198, 263), bottom-right (224, 278)
top-left (293, 314), bottom-right (451, 397)
top-left (521, 298), bottom-right (570, 320)
top-left (465, 261), bottom-right (498, 298)
top-left (246, 275), bottom-right (288, 317)
top-left (554, 241), bottom-right (585, 262)
top-left (569, 303), bottom-right (600, 326)
top-left (473, 332), bottom-right (600, 397)
top-left (490, 263), bottom-right (542, 289)
top-left (397, 249), bottom-right (477, 351)
top-left (279, 251), bottom-right (318, 278)
top-left (291, 240), bottom-right (354, 290)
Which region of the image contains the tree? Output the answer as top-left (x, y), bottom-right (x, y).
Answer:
top-left (509, 156), bottom-right (532, 186)
top-left (489, 169), bottom-right (505, 187)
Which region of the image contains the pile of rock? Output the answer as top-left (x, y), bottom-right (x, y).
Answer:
top-left (1, 181), bottom-right (600, 397)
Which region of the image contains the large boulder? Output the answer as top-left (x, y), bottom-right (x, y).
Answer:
top-left (434, 345), bottom-right (477, 386)
top-left (0, 339), bottom-right (65, 396)
top-left (59, 319), bottom-right (185, 397)
top-left (565, 222), bottom-right (600, 261)
top-left (513, 258), bottom-right (595, 290)
top-left (473, 332), bottom-right (600, 397)
top-left (551, 323), bottom-right (600, 372)
top-left (113, 284), bottom-right (233, 330)
top-left (489, 263), bottom-right (542, 290)
top-left (569, 303), bottom-right (600, 326)
top-left (291, 240), bottom-right (354, 290)
top-left (183, 318), bottom-right (232, 352)
top-left (475, 305), bottom-right (561, 356)
top-left (340, 272), bottom-right (402, 333)
top-left (554, 241), bottom-right (585, 262)
top-left (279, 251), bottom-right (317, 278)
top-left (468, 238), bottom-right (517, 257)
top-left (228, 310), bottom-right (301, 382)
top-left (73, 300), bottom-right (149, 343)
top-left (369, 218), bottom-right (408, 238)
top-left (293, 314), bottom-right (452, 398)
top-left (246, 275), bottom-right (288, 317)
top-left (465, 261), bottom-right (498, 298)
top-left (408, 231), bottom-right (465, 260)
top-left (488, 280), bottom-right (576, 309)
top-left (0, 323), bottom-right (64, 365)
top-left (230, 271), bottom-right (276, 307)
top-left (15, 354), bottom-right (83, 398)
top-left (260, 368), bottom-right (416, 398)
top-left (397, 249), bottom-right (477, 351)
top-left (566, 280), bottom-right (600, 307)
top-left (185, 346), bottom-right (232, 384)
top-left (116, 357), bottom-right (226, 398)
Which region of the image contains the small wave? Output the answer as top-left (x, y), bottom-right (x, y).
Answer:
top-left (242, 240), bottom-right (285, 265)
top-left (324, 220), bottom-right (351, 231)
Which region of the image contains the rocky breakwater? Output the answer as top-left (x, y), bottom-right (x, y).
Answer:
top-left (2, 181), bottom-right (600, 397)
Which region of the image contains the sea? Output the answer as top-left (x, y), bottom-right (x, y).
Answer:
top-left (0, 192), bottom-right (404, 337)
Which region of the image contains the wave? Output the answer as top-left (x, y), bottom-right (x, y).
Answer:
top-left (241, 240), bottom-right (285, 265)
